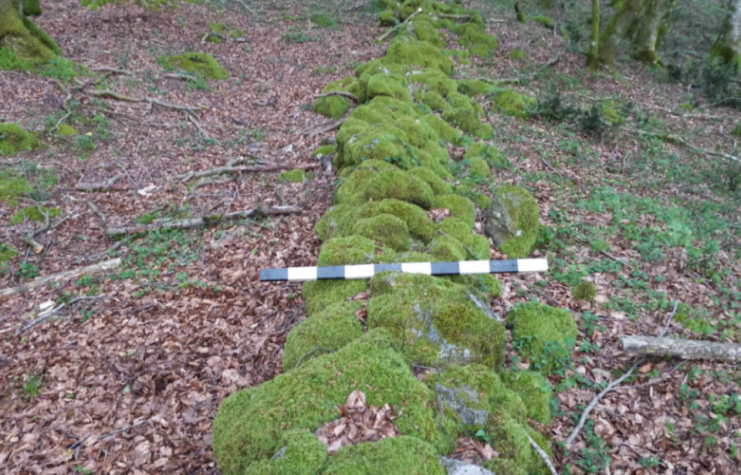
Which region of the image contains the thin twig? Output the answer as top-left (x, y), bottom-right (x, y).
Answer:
top-left (617, 360), bottom-right (687, 390)
top-left (524, 430), bottom-right (558, 475)
top-left (314, 91), bottom-right (359, 102)
top-left (436, 230), bottom-right (475, 258)
top-left (18, 296), bottom-right (103, 334)
top-left (377, 8), bottom-right (423, 42)
top-left (96, 420), bottom-right (147, 442)
top-left (294, 347), bottom-right (334, 368)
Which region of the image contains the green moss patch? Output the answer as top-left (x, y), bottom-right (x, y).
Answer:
top-left (530, 15), bottom-right (554, 28)
top-left (495, 90), bottom-right (529, 118)
top-left (283, 301), bottom-right (364, 370)
top-left (433, 194), bottom-right (475, 228)
top-left (508, 49), bottom-right (526, 60)
top-left (57, 124), bottom-right (78, 136)
top-left (160, 53), bottom-right (228, 80)
top-left (0, 243), bottom-right (19, 262)
top-left (244, 430), bottom-right (327, 475)
top-left (507, 302), bottom-right (578, 374)
top-left (334, 199), bottom-right (437, 244)
top-left (0, 123), bottom-right (38, 156)
top-left (355, 214), bottom-right (412, 251)
top-left (278, 169), bottom-right (312, 183)
top-left (323, 437), bottom-right (445, 475)
top-left (573, 280), bottom-right (597, 302)
top-left (303, 279), bottom-right (367, 316)
top-left (212, 331), bottom-right (450, 474)
top-left (501, 370), bottom-right (553, 425)
top-left (364, 169), bottom-right (434, 209)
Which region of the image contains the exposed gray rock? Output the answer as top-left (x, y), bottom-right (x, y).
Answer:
top-left (439, 457), bottom-right (496, 475)
top-left (434, 382), bottom-right (488, 426)
top-left (271, 446), bottom-right (287, 459)
top-left (484, 193), bottom-right (521, 247)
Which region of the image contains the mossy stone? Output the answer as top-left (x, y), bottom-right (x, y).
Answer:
top-left (469, 157), bottom-right (491, 178)
top-left (495, 90), bottom-right (529, 118)
top-left (212, 331), bottom-right (451, 474)
top-left (355, 214), bottom-right (412, 251)
top-left (367, 274), bottom-right (507, 368)
top-left (283, 301), bottom-right (364, 370)
top-left (317, 235), bottom-right (379, 267)
top-left (406, 69), bottom-right (458, 97)
top-left (411, 15), bottom-right (445, 47)
top-left (278, 169), bottom-right (311, 183)
top-left (303, 279), bottom-right (367, 316)
top-left (433, 194), bottom-right (475, 228)
top-left (323, 437), bottom-right (445, 475)
top-left (243, 430), bottom-right (327, 475)
top-left (335, 160), bottom-right (399, 206)
top-left (485, 458), bottom-right (527, 475)
top-left (314, 96), bottom-right (351, 119)
top-left (443, 108), bottom-right (481, 133)
top-left (313, 144), bottom-right (336, 158)
top-left (161, 53), bottom-right (228, 80)
top-left (364, 169), bottom-right (434, 209)
top-left (420, 91), bottom-right (448, 111)
top-left (315, 204), bottom-right (353, 241)
top-left (409, 167), bottom-right (452, 195)
top-left (335, 199), bottom-right (437, 244)
top-left (385, 36), bottom-right (454, 76)
top-left (573, 280), bottom-right (597, 302)
top-left (507, 302), bottom-right (578, 374)
top-left (423, 114), bottom-right (462, 144)
top-left (501, 370), bottom-right (553, 425)
top-left (469, 43), bottom-right (493, 58)
top-left (485, 184), bottom-right (539, 259)
top-left (457, 79), bottom-right (495, 96)
top-left (429, 234), bottom-right (471, 261)
top-left (57, 124), bottom-right (78, 136)
top-left (0, 123), bottom-right (37, 156)
top-left (367, 73), bottom-right (412, 103)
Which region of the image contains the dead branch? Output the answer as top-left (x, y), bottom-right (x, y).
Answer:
top-left (96, 420), bottom-right (147, 442)
top-left (300, 117), bottom-right (348, 137)
top-left (630, 128), bottom-right (741, 164)
top-left (0, 258), bottom-right (121, 299)
top-left (92, 67), bottom-right (136, 76)
top-left (86, 200), bottom-right (107, 223)
top-left (21, 206), bottom-right (76, 253)
top-left (187, 113), bottom-right (210, 138)
top-left (524, 430), bottom-right (558, 475)
top-left (622, 336), bottom-right (741, 361)
top-left (565, 301), bottom-right (678, 447)
top-left (76, 175), bottom-right (128, 192)
top-left (86, 238), bottom-right (132, 262)
top-left (105, 206), bottom-right (301, 236)
top-left (377, 8), bottom-right (423, 42)
top-left (314, 91), bottom-right (359, 103)
top-left (18, 296), bottom-right (103, 334)
top-left (175, 162), bottom-right (320, 182)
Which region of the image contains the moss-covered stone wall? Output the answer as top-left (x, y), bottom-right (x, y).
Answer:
top-left (212, 1), bottom-right (575, 473)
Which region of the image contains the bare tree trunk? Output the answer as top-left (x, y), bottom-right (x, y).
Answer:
top-left (712, 0), bottom-right (741, 64)
top-left (0, 0), bottom-right (57, 62)
top-left (622, 336), bottom-right (741, 362)
top-left (588, 0), bottom-right (600, 71)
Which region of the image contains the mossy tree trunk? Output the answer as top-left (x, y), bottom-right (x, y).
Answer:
top-left (599, 0), bottom-right (674, 68)
top-left (711, 0), bottom-right (741, 65)
top-left (587, 0), bottom-right (600, 71)
top-left (0, 0), bottom-right (59, 62)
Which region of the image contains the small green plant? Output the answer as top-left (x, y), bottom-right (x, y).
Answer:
top-left (23, 373), bottom-right (42, 398)
top-left (638, 456), bottom-right (661, 468)
top-left (19, 262), bottom-right (39, 279)
top-left (283, 33), bottom-right (315, 44)
top-left (474, 428), bottom-right (489, 443)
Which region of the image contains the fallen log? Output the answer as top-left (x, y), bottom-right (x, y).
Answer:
top-left (0, 258), bottom-right (121, 300)
top-left (105, 206), bottom-right (300, 236)
top-left (76, 175), bottom-right (129, 192)
top-left (175, 162), bottom-right (321, 182)
top-left (622, 335), bottom-right (741, 362)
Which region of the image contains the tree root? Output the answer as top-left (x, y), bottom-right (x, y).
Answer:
top-left (0, 258), bottom-right (121, 299)
top-left (105, 205), bottom-right (301, 237)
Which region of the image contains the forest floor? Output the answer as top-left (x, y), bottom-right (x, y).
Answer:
top-left (1, 0), bottom-right (740, 474)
